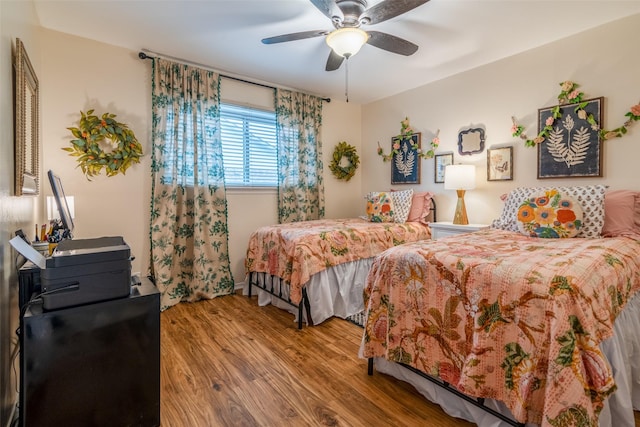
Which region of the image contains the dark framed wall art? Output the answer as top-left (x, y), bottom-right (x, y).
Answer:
top-left (434, 152), bottom-right (453, 183)
top-left (537, 97), bottom-right (603, 179)
top-left (391, 133), bottom-right (421, 184)
top-left (487, 146), bottom-right (513, 181)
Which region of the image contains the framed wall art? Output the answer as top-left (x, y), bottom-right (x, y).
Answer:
top-left (487, 146), bottom-right (513, 181)
top-left (14, 38), bottom-right (40, 195)
top-left (537, 97), bottom-right (603, 179)
top-left (391, 133), bottom-right (421, 184)
top-left (434, 152), bottom-right (453, 183)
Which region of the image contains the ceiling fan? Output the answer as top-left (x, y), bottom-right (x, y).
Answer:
top-left (261, 0), bottom-right (429, 71)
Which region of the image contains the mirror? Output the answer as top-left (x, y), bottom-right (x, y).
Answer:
top-left (14, 38), bottom-right (40, 195)
top-left (458, 127), bottom-right (485, 156)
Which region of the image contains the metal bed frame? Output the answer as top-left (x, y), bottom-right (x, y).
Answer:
top-left (247, 272), bottom-right (313, 329)
top-left (246, 199), bottom-right (437, 330)
top-left (366, 357), bottom-right (525, 427)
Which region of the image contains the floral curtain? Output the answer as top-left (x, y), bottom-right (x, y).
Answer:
top-left (275, 89), bottom-right (325, 223)
top-left (150, 58), bottom-right (234, 310)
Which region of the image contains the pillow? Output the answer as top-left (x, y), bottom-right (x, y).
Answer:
top-left (601, 190), bottom-right (640, 238)
top-left (491, 185), bottom-right (606, 238)
top-left (389, 189), bottom-right (414, 223)
top-left (365, 192), bottom-right (395, 223)
top-left (516, 190), bottom-right (583, 238)
top-left (407, 192), bottom-right (435, 223)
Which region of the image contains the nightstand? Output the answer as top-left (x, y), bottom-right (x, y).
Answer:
top-left (430, 221), bottom-right (490, 240)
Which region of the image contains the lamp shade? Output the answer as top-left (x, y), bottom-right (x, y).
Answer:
top-left (326, 28), bottom-right (368, 58)
top-left (444, 164), bottom-right (476, 190)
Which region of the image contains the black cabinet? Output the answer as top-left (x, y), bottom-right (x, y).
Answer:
top-left (19, 279), bottom-right (160, 427)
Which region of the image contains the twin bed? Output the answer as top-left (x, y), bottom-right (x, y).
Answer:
top-left (244, 189), bottom-right (435, 328)
top-left (360, 186), bottom-right (640, 426)
top-left (245, 185), bottom-right (640, 426)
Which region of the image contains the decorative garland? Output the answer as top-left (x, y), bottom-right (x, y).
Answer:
top-left (511, 81), bottom-right (640, 147)
top-left (65, 109), bottom-right (143, 179)
top-left (329, 141), bottom-right (360, 181)
top-left (377, 117), bottom-right (440, 161)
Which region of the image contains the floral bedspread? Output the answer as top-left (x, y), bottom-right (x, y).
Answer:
top-left (360, 229), bottom-right (640, 426)
top-left (244, 218), bottom-right (431, 305)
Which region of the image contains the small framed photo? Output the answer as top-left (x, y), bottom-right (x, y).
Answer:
top-left (487, 146), bottom-right (513, 181)
top-left (434, 153), bottom-right (453, 183)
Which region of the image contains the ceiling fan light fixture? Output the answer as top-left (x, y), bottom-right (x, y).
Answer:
top-left (326, 27), bottom-right (368, 58)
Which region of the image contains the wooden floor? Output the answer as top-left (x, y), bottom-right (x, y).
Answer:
top-left (160, 292), bottom-right (479, 426)
top-left (160, 292), bottom-right (640, 427)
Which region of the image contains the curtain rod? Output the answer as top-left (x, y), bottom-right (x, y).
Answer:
top-left (138, 51), bottom-right (330, 103)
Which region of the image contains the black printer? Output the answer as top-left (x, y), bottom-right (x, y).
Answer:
top-left (38, 236), bottom-right (132, 310)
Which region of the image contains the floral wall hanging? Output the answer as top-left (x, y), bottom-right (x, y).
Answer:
top-left (329, 141), bottom-right (359, 181)
top-left (65, 109), bottom-right (143, 179)
top-left (377, 117), bottom-right (440, 161)
top-left (511, 81), bottom-right (640, 147)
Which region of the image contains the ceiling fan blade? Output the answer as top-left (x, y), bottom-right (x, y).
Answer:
top-left (310, 0), bottom-right (342, 20)
top-left (325, 49), bottom-right (345, 71)
top-left (366, 31), bottom-right (419, 56)
top-left (360, 0), bottom-right (430, 25)
top-left (262, 30), bottom-right (329, 44)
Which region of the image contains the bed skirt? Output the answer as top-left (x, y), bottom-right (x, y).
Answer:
top-left (244, 257), bottom-right (373, 326)
top-left (364, 292), bottom-right (640, 427)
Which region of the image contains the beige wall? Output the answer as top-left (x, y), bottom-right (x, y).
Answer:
top-left (40, 29), bottom-right (362, 285)
top-left (0, 1), bottom-right (42, 423)
top-left (361, 14), bottom-right (640, 226)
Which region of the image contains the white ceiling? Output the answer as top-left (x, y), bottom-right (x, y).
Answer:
top-left (33, 0), bottom-right (640, 104)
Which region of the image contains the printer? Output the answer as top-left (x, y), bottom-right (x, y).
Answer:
top-left (38, 236), bottom-right (132, 310)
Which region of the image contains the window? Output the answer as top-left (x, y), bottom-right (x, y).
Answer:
top-left (220, 103), bottom-right (278, 187)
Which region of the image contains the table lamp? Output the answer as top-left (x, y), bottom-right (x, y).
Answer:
top-left (444, 164), bottom-right (475, 225)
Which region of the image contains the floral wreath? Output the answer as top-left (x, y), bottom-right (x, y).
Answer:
top-left (511, 81), bottom-right (640, 147)
top-left (329, 141), bottom-right (360, 181)
top-left (65, 110), bottom-right (143, 179)
top-left (377, 117), bottom-right (440, 161)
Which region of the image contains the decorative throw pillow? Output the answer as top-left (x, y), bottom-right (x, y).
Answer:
top-left (389, 189), bottom-right (413, 223)
top-left (366, 192), bottom-right (396, 223)
top-left (601, 190), bottom-right (640, 238)
top-left (408, 192), bottom-right (434, 223)
top-left (516, 190), bottom-right (583, 238)
top-left (491, 185), bottom-right (606, 238)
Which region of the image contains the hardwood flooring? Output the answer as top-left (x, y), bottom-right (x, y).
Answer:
top-left (160, 292), bottom-right (640, 427)
top-left (160, 293), bottom-right (478, 426)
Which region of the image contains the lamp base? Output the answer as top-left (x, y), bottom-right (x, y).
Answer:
top-left (453, 190), bottom-right (469, 225)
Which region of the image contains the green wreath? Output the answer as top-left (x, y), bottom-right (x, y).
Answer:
top-left (329, 141), bottom-right (359, 182)
top-left (65, 109), bottom-right (143, 179)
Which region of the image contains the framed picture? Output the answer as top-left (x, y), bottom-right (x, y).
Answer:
top-left (391, 133), bottom-right (421, 184)
top-left (537, 97), bottom-right (603, 179)
top-left (434, 153), bottom-right (453, 183)
top-left (487, 146), bottom-right (513, 181)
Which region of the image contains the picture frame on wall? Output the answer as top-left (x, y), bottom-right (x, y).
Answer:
top-left (537, 97), bottom-right (603, 179)
top-left (434, 152), bottom-right (453, 183)
top-left (487, 146), bottom-right (513, 181)
top-left (391, 133), bottom-right (421, 185)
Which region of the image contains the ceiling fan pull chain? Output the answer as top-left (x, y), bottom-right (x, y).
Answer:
top-left (345, 57), bottom-right (349, 103)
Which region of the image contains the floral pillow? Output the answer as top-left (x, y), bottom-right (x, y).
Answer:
top-left (516, 190), bottom-right (583, 238)
top-left (491, 185), bottom-right (606, 238)
top-left (366, 192), bottom-right (396, 223)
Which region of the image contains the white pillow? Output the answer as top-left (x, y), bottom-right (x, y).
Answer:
top-left (389, 189), bottom-right (414, 223)
top-left (491, 185), bottom-right (607, 238)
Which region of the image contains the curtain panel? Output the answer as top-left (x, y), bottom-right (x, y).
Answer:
top-left (275, 89), bottom-right (325, 223)
top-left (150, 58), bottom-right (234, 310)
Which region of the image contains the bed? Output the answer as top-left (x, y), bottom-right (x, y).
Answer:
top-left (244, 189), bottom-right (435, 328)
top-left (359, 186), bottom-right (640, 426)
